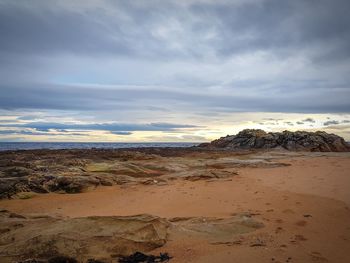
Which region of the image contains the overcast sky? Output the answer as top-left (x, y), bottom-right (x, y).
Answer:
top-left (0, 0), bottom-right (350, 142)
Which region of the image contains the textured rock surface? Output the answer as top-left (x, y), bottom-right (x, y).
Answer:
top-left (199, 129), bottom-right (350, 152)
top-left (0, 210), bottom-right (170, 263)
top-left (0, 148), bottom-right (293, 198)
top-left (169, 214), bottom-right (264, 242)
top-left (0, 209), bottom-right (264, 263)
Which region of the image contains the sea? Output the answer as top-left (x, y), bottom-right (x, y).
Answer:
top-left (0, 142), bottom-right (199, 151)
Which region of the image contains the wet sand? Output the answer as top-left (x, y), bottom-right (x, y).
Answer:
top-left (1, 154), bottom-right (350, 262)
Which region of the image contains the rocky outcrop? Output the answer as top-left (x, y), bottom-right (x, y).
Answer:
top-left (0, 209), bottom-right (264, 263)
top-left (0, 147), bottom-right (303, 199)
top-left (0, 210), bottom-right (170, 263)
top-left (199, 129), bottom-right (350, 152)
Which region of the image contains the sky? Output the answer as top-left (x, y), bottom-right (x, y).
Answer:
top-left (0, 0), bottom-right (350, 142)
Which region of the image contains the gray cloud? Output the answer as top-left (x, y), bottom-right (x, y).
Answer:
top-left (264, 122), bottom-right (276, 125)
top-left (302, 118), bottom-right (316, 123)
top-left (0, 129), bottom-right (87, 136)
top-left (0, 1), bottom-right (131, 56)
top-left (0, 0), bottom-right (348, 113)
top-left (0, 130), bottom-right (41, 135)
top-left (17, 115), bottom-right (41, 121)
top-left (0, 121), bottom-right (199, 132)
top-left (324, 120), bottom-right (340, 126)
top-left (110, 131), bottom-right (133, 135)
top-left (1, 0), bottom-right (349, 61)
top-left (263, 118), bottom-right (282, 121)
top-left (190, 0), bottom-right (350, 60)
top-left (1, 83), bottom-right (349, 114)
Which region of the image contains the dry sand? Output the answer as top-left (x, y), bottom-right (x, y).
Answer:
top-left (1, 153), bottom-right (350, 262)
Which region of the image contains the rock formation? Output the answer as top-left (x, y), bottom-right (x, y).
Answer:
top-left (2, 148), bottom-right (284, 198)
top-left (199, 129), bottom-right (350, 152)
top-left (0, 210), bottom-right (170, 263)
top-left (0, 209), bottom-right (264, 263)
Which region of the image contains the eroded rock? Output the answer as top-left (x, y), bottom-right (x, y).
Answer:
top-left (45, 176), bottom-right (100, 193)
top-left (0, 147), bottom-right (299, 199)
top-left (0, 211), bottom-right (170, 263)
top-left (0, 209), bottom-right (266, 263)
top-left (199, 129), bottom-right (350, 152)
top-left (2, 166), bottom-right (32, 178)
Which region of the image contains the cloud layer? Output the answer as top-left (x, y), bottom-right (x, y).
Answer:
top-left (0, 0), bottom-right (350, 141)
top-left (0, 121), bottom-right (198, 132)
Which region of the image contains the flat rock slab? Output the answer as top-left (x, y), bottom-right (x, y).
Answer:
top-left (0, 210), bottom-right (264, 263)
top-left (0, 210), bottom-right (170, 263)
top-left (169, 214), bottom-right (264, 242)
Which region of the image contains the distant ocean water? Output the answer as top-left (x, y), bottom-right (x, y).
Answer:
top-left (0, 142), bottom-right (199, 151)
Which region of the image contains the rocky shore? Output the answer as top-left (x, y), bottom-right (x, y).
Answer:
top-left (0, 130), bottom-right (350, 262)
top-left (1, 128), bottom-right (349, 200)
top-left (0, 148), bottom-right (350, 262)
top-left (199, 129), bottom-right (350, 152)
top-left (0, 147), bottom-right (291, 199)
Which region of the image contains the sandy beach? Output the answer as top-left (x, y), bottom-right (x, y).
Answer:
top-left (2, 0), bottom-right (350, 261)
top-left (1, 150), bottom-right (350, 262)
